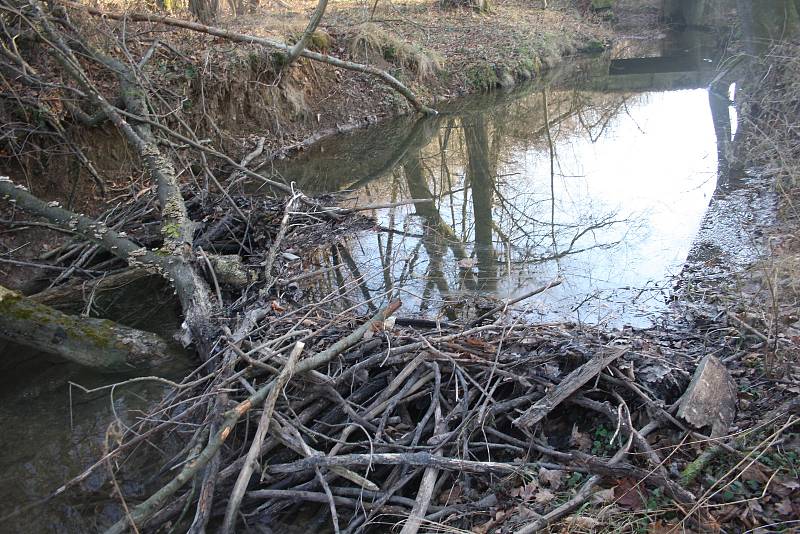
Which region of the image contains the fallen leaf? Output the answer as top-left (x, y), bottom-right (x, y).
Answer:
top-left (535, 489), bottom-right (555, 504)
top-left (774, 478), bottom-right (800, 497)
top-left (648, 520), bottom-right (682, 534)
top-left (510, 482), bottom-right (538, 501)
top-left (539, 467), bottom-right (565, 490)
top-left (438, 484), bottom-right (462, 505)
top-left (741, 464), bottom-right (770, 483)
top-left (270, 300), bottom-right (285, 313)
top-left (571, 425), bottom-right (592, 452)
top-left (775, 497), bottom-right (796, 516)
top-left (591, 488), bottom-right (616, 504)
top-left (614, 478), bottom-right (647, 510)
top-left (516, 505), bottom-right (539, 519)
top-left (563, 516), bottom-right (599, 530)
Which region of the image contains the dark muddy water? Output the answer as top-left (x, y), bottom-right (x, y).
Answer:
top-left (0, 277), bottom-right (189, 532)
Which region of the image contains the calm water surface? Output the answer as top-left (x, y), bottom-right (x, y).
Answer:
top-left (274, 57), bottom-right (728, 326)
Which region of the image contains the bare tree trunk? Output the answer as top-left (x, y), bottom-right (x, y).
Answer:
top-left (284, 0), bottom-right (328, 69)
top-left (0, 285), bottom-right (176, 371)
top-left (189, 0), bottom-right (218, 24)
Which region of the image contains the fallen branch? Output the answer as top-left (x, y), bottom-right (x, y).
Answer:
top-left (0, 284), bottom-right (176, 370)
top-left (103, 301), bottom-right (401, 534)
top-left (0, 176), bottom-right (214, 349)
top-left (57, 0), bottom-right (436, 115)
top-left (284, 0), bottom-right (328, 68)
top-left (263, 452), bottom-right (530, 475)
top-left (221, 341), bottom-right (304, 534)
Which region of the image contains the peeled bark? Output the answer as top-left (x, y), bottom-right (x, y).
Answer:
top-left (0, 285), bottom-right (174, 371)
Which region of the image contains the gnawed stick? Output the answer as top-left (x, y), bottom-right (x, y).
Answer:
top-left (221, 341), bottom-right (304, 534)
top-left (262, 193), bottom-right (301, 291)
top-left (272, 415), bottom-right (379, 491)
top-left (264, 452), bottom-right (532, 475)
top-left (513, 346), bottom-right (628, 428)
top-left (103, 302), bottom-right (399, 534)
top-left (400, 362), bottom-right (443, 534)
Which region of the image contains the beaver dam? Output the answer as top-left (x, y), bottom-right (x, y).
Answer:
top-left (1, 2), bottom-right (800, 533)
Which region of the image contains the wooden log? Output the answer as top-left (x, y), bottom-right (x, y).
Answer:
top-left (0, 284), bottom-right (175, 371)
top-left (513, 346), bottom-right (628, 428)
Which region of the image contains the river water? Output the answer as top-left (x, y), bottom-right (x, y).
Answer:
top-left (0, 277), bottom-right (187, 532)
top-left (272, 33), bottom-right (731, 328)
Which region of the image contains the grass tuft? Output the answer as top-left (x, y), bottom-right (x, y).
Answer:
top-left (347, 23), bottom-right (442, 80)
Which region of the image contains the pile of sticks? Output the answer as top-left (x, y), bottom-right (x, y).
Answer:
top-left (57, 260), bottom-right (717, 534)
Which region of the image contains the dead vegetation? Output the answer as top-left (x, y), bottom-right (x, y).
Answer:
top-left (347, 22), bottom-right (443, 81)
top-left (6, 182), bottom-right (798, 532)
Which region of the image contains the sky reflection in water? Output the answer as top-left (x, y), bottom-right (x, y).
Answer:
top-left (289, 87), bottom-right (720, 327)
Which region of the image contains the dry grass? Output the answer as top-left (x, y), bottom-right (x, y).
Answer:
top-left (734, 42), bottom-right (800, 373)
top-left (347, 22), bottom-right (443, 80)
top-left (319, 0), bottom-right (610, 92)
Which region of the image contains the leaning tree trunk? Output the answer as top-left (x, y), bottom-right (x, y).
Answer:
top-left (284, 0), bottom-right (329, 68)
top-left (25, 1), bottom-right (217, 352)
top-left (0, 285), bottom-right (176, 371)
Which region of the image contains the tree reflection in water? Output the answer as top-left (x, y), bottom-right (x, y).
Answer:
top-left (280, 56), bottom-right (723, 326)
